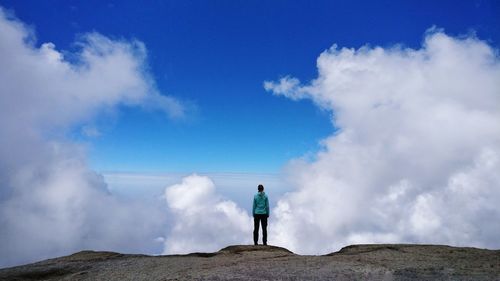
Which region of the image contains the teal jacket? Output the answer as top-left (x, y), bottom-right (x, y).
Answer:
top-left (253, 192), bottom-right (269, 216)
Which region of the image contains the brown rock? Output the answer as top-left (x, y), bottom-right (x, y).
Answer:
top-left (1, 244), bottom-right (499, 280)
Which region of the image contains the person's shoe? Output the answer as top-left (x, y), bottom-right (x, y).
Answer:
top-left (254, 243), bottom-right (258, 246)
top-left (263, 243), bottom-right (267, 246)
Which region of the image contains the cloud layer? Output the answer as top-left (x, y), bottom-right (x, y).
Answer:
top-left (162, 174), bottom-right (252, 254)
top-left (2, 5), bottom-right (499, 266)
top-left (265, 29), bottom-right (500, 253)
top-left (0, 8), bottom-right (182, 267)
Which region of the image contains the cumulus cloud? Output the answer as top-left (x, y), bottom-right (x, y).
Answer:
top-left (265, 29), bottom-right (500, 254)
top-left (0, 8), bottom-right (182, 267)
top-left (263, 76), bottom-right (305, 100)
top-left (81, 125), bottom-right (101, 138)
top-left (162, 174), bottom-right (252, 254)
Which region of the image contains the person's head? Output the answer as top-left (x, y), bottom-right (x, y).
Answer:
top-left (258, 184), bottom-right (264, 192)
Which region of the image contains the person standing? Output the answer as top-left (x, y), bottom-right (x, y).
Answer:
top-left (253, 184), bottom-right (269, 245)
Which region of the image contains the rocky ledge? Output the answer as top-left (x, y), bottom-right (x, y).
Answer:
top-left (1, 244), bottom-right (499, 280)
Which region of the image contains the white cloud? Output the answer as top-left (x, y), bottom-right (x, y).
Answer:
top-left (81, 125), bottom-right (101, 138)
top-left (263, 76), bottom-right (305, 100)
top-left (162, 174), bottom-right (252, 254)
top-left (265, 29), bottom-right (500, 254)
top-left (102, 171), bottom-right (288, 212)
top-left (3, 3), bottom-right (499, 266)
top-left (0, 8), bottom-right (182, 267)
top-left (102, 172), bottom-right (291, 254)
top-left (102, 172), bottom-right (286, 254)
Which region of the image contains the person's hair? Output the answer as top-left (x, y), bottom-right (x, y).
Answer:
top-left (258, 184), bottom-right (264, 191)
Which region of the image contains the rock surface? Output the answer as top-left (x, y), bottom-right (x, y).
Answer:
top-left (1, 244), bottom-right (499, 280)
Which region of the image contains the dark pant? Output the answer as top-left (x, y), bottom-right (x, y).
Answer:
top-left (253, 214), bottom-right (268, 245)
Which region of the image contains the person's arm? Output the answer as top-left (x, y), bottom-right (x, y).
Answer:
top-left (252, 196), bottom-right (256, 217)
top-left (265, 196), bottom-right (269, 217)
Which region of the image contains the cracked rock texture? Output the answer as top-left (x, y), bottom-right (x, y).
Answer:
top-left (1, 244), bottom-right (500, 280)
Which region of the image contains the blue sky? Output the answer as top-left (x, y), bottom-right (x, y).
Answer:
top-left (2, 0), bottom-right (500, 267)
top-left (1, 0), bottom-right (498, 174)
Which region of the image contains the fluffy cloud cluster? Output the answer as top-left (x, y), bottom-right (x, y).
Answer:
top-left (265, 29), bottom-right (500, 253)
top-left (2, 3), bottom-right (499, 266)
top-left (0, 8), bottom-right (182, 267)
top-left (162, 174), bottom-right (252, 254)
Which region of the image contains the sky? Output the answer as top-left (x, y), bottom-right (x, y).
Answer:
top-left (0, 0), bottom-right (500, 268)
top-left (2, 0), bottom-right (498, 173)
